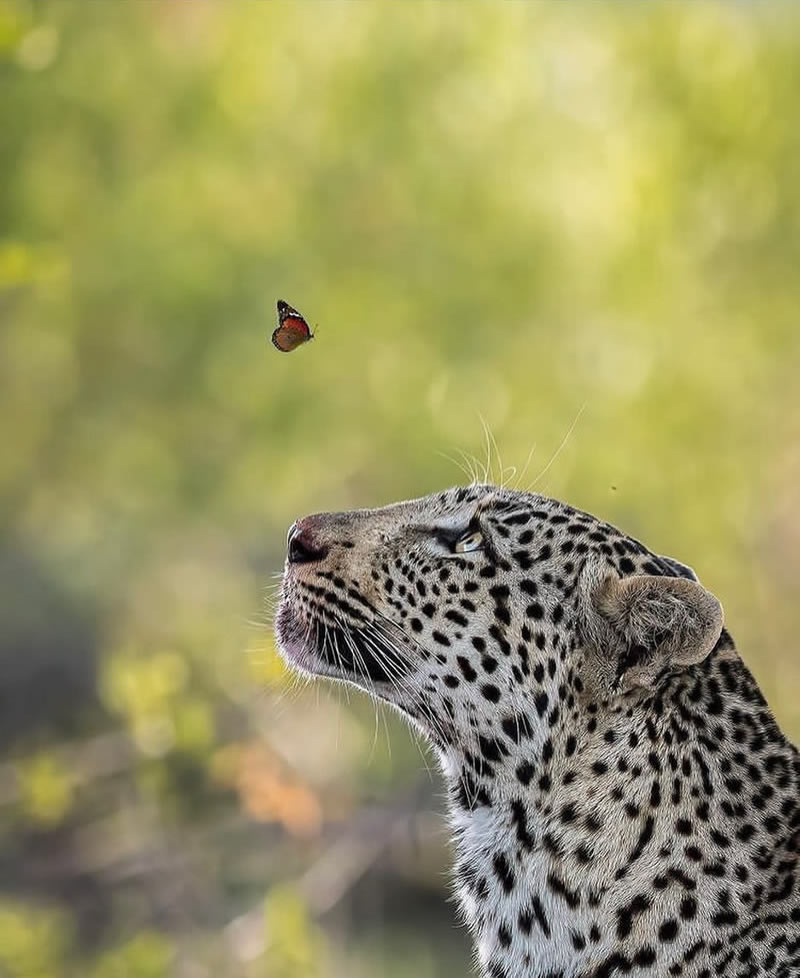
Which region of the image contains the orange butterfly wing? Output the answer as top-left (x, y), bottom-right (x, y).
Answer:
top-left (272, 300), bottom-right (314, 353)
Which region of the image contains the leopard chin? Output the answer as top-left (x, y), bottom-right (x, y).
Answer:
top-left (276, 596), bottom-right (410, 686)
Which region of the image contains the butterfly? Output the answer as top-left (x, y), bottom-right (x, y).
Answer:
top-left (272, 299), bottom-right (315, 353)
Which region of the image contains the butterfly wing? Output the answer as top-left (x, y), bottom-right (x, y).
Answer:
top-left (273, 300), bottom-right (314, 353)
top-left (272, 322), bottom-right (311, 351)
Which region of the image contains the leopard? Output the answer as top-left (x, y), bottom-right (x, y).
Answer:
top-left (275, 484), bottom-right (800, 977)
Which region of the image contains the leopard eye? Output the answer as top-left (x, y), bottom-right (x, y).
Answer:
top-left (454, 529), bottom-right (484, 553)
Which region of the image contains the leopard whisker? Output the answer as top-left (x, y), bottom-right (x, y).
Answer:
top-left (525, 402), bottom-right (586, 493)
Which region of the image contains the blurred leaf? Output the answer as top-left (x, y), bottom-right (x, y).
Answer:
top-left (0, 900), bottom-right (73, 978)
top-left (212, 742), bottom-right (322, 838)
top-left (18, 753), bottom-right (73, 826)
top-left (263, 886), bottom-right (326, 978)
top-left (88, 932), bottom-right (174, 978)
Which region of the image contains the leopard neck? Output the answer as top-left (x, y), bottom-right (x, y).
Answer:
top-left (437, 640), bottom-right (791, 978)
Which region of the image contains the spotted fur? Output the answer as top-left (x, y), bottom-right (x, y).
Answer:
top-left (275, 486), bottom-right (800, 977)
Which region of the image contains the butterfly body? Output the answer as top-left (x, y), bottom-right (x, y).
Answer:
top-left (272, 300), bottom-right (314, 352)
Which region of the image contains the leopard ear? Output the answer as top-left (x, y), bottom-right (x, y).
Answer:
top-left (579, 569), bottom-right (723, 693)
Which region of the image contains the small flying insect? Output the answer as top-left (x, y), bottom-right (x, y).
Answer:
top-left (272, 300), bottom-right (315, 353)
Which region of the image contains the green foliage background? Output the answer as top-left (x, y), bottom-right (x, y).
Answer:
top-left (1, 2), bottom-right (799, 975)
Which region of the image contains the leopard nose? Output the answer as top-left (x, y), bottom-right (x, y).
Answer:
top-left (287, 519), bottom-right (329, 565)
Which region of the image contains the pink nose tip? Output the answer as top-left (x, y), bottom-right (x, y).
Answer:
top-left (286, 519), bottom-right (329, 564)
